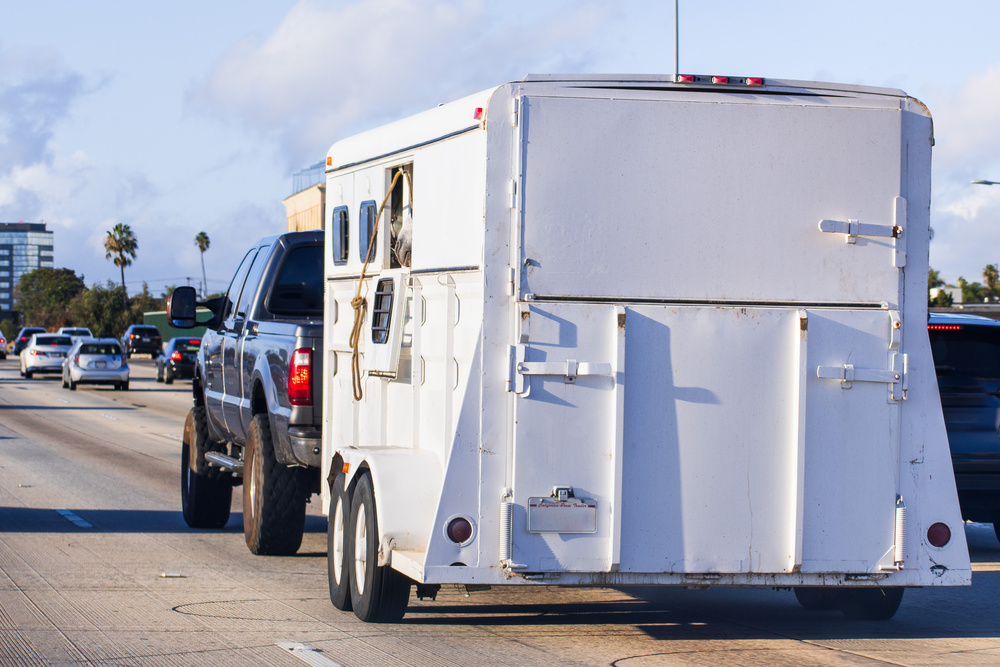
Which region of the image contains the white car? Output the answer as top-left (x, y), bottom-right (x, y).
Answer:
top-left (20, 334), bottom-right (73, 378)
top-left (57, 326), bottom-right (95, 341)
top-left (62, 338), bottom-right (130, 391)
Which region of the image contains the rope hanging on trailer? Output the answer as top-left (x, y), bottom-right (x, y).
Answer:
top-left (350, 168), bottom-right (413, 401)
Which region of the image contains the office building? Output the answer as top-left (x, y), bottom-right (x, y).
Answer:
top-left (0, 222), bottom-right (55, 311)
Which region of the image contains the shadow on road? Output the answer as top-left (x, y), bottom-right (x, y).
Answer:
top-left (0, 506), bottom-right (328, 536)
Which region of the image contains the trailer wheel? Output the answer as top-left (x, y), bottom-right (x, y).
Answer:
top-left (327, 472), bottom-right (353, 611)
top-left (181, 406), bottom-right (232, 529)
top-left (793, 587), bottom-right (840, 610)
top-left (243, 413), bottom-right (307, 555)
top-left (349, 473), bottom-right (412, 622)
top-left (838, 587), bottom-right (904, 620)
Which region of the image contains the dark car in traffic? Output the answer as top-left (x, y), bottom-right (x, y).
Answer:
top-left (12, 327), bottom-right (46, 356)
top-left (929, 312), bottom-right (1000, 541)
top-left (155, 337), bottom-right (201, 384)
top-left (121, 324), bottom-right (162, 357)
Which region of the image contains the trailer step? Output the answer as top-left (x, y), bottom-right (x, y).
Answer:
top-left (205, 452), bottom-right (243, 474)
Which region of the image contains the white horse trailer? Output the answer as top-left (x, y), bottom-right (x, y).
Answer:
top-left (321, 74), bottom-right (970, 622)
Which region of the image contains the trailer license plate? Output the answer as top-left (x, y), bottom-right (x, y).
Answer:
top-left (526, 497), bottom-right (597, 533)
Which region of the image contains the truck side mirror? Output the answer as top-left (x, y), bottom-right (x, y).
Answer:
top-left (168, 286), bottom-right (198, 328)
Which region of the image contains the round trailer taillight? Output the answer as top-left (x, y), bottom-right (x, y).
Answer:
top-left (445, 516), bottom-right (475, 545)
top-left (927, 522), bottom-right (951, 547)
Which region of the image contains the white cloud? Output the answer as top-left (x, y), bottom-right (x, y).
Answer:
top-left (925, 64), bottom-right (1000, 284)
top-left (187, 0), bottom-right (615, 167)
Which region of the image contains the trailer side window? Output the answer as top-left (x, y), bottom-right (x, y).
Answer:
top-left (359, 200), bottom-right (377, 263)
top-left (332, 206), bottom-right (349, 265)
top-left (371, 278), bottom-right (394, 344)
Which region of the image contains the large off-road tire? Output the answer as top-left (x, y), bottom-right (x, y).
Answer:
top-left (349, 472), bottom-right (411, 622)
top-left (327, 472), bottom-right (353, 611)
top-left (793, 587), bottom-right (840, 610)
top-left (181, 406), bottom-right (232, 529)
top-left (839, 587), bottom-right (904, 620)
top-left (242, 413), bottom-right (307, 555)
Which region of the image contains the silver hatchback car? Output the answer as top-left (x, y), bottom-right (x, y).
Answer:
top-left (62, 338), bottom-right (130, 390)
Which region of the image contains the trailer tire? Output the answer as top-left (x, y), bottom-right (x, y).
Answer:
top-left (243, 413), bottom-right (307, 555)
top-left (838, 587), bottom-right (904, 620)
top-left (349, 473), bottom-right (411, 622)
top-left (327, 472), bottom-right (353, 611)
top-left (181, 406), bottom-right (232, 529)
top-left (793, 587), bottom-right (840, 610)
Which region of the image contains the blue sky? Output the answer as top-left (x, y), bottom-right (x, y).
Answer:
top-left (2, 0), bottom-right (1000, 294)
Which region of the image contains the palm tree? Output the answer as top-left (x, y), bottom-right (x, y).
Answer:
top-left (195, 231), bottom-right (210, 298)
top-left (105, 223), bottom-right (138, 307)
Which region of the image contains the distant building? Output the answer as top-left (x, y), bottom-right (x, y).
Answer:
top-left (0, 222), bottom-right (55, 312)
top-left (283, 162), bottom-right (325, 232)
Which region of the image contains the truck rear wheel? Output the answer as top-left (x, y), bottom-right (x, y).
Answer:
top-left (349, 472), bottom-right (411, 622)
top-left (793, 587), bottom-right (839, 610)
top-left (327, 472), bottom-right (352, 611)
top-left (838, 587), bottom-right (904, 620)
top-left (181, 406), bottom-right (232, 529)
top-left (243, 413), bottom-right (307, 555)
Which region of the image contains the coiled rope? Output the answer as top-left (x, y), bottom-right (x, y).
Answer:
top-left (350, 169), bottom-right (412, 401)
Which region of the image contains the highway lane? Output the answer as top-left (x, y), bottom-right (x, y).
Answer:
top-left (1, 356), bottom-right (1000, 666)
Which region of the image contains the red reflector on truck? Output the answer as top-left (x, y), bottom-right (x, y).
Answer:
top-left (288, 348), bottom-right (312, 406)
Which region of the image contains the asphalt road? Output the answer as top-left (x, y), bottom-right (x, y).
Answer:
top-left (1, 356), bottom-right (1000, 666)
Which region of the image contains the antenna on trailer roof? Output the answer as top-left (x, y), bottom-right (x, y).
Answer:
top-left (674, 0), bottom-right (680, 82)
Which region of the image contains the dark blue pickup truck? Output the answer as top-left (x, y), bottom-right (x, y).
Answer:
top-left (169, 230), bottom-right (324, 555)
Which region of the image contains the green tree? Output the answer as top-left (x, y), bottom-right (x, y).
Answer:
top-left (958, 277), bottom-right (988, 304)
top-left (105, 223), bottom-right (138, 306)
top-left (69, 282), bottom-right (131, 338)
top-left (985, 264), bottom-right (1000, 301)
top-left (195, 231), bottom-right (210, 298)
top-left (130, 281), bottom-right (161, 320)
top-left (13, 267), bottom-right (86, 329)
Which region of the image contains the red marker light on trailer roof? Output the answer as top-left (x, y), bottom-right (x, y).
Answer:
top-left (712, 76), bottom-right (729, 84)
top-left (676, 74), bottom-right (695, 83)
top-left (473, 107), bottom-right (484, 120)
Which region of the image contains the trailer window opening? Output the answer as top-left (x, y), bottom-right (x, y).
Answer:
top-left (371, 278), bottom-right (394, 344)
top-left (389, 164), bottom-right (413, 269)
top-left (359, 200), bottom-right (377, 263)
top-left (332, 206), bottom-right (349, 265)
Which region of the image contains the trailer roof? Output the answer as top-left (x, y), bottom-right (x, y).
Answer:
top-left (325, 75), bottom-right (920, 172)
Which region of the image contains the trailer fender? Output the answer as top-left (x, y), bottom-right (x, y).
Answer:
top-left (341, 448), bottom-right (443, 558)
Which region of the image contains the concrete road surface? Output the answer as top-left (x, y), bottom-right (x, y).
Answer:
top-left (1, 357), bottom-right (999, 666)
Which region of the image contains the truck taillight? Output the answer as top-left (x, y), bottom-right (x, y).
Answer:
top-left (289, 348), bottom-right (312, 406)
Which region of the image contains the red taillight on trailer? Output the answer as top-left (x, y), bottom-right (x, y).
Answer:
top-left (446, 516), bottom-right (474, 544)
top-left (288, 348), bottom-right (312, 406)
top-left (712, 76), bottom-right (729, 84)
top-left (473, 107), bottom-right (484, 120)
top-left (927, 522), bottom-right (951, 547)
top-left (676, 74), bottom-right (695, 83)
top-left (746, 77), bottom-right (764, 86)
